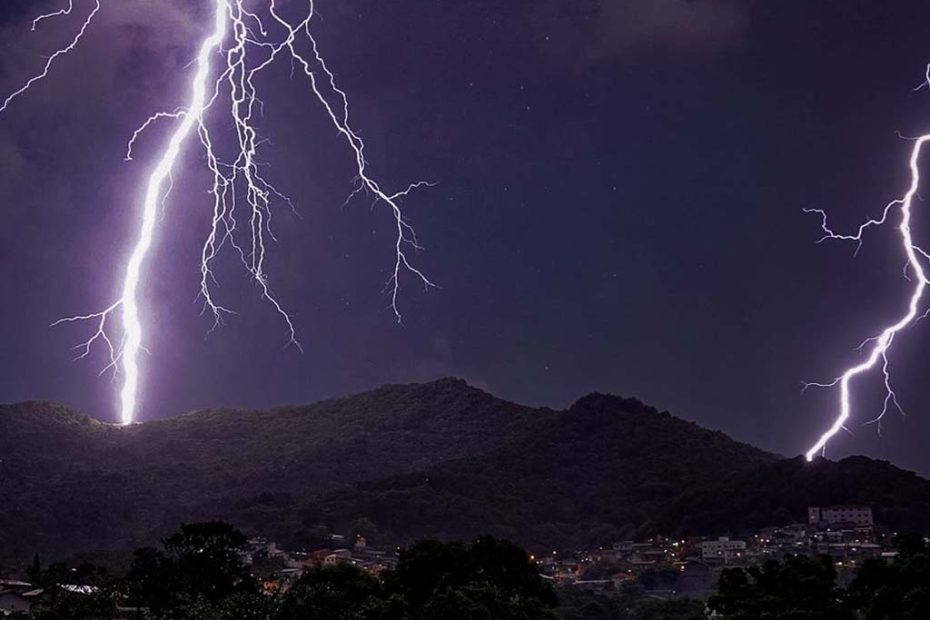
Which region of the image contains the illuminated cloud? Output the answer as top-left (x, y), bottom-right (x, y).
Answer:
top-left (536, 0), bottom-right (749, 65)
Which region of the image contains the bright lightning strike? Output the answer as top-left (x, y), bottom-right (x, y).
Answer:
top-left (802, 73), bottom-right (930, 460)
top-left (1, 0), bottom-right (434, 425)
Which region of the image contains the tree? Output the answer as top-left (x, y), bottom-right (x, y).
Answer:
top-left (385, 539), bottom-right (473, 609)
top-left (708, 555), bottom-right (852, 620)
top-left (121, 527), bottom-right (555, 619)
top-left (554, 586), bottom-right (625, 620)
top-left (629, 597), bottom-right (705, 620)
top-left (278, 564), bottom-right (384, 620)
top-left (278, 537), bottom-right (556, 620)
top-left (384, 536), bottom-right (557, 620)
top-left (288, 524), bottom-right (333, 552)
top-left (846, 534), bottom-right (930, 620)
top-left (129, 521), bottom-right (260, 617)
top-left (20, 560), bottom-right (119, 620)
top-left (27, 553), bottom-right (42, 585)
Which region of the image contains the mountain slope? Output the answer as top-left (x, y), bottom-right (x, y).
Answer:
top-left (0, 379), bottom-right (550, 561)
top-left (311, 393), bottom-right (782, 549)
top-left (2, 380), bottom-right (929, 563)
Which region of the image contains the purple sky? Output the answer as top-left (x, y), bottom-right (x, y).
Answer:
top-left (4, 0), bottom-right (930, 475)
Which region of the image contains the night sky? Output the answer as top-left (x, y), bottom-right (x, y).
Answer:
top-left (3, 1), bottom-right (930, 474)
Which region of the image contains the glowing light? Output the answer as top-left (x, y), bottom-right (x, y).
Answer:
top-left (115, 2), bottom-right (228, 426)
top-left (1, 1), bottom-right (433, 424)
top-left (802, 89), bottom-right (930, 459)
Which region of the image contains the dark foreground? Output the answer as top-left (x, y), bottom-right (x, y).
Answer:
top-left (4, 521), bottom-right (930, 620)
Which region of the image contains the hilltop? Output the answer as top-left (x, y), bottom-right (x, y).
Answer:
top-left (1, 379), bottom-right (929, 562)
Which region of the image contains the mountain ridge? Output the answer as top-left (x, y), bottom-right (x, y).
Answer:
top-left (1, 378), bottom-right (928, 564)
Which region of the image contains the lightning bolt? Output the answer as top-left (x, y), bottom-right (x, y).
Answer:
top-left (802, 76), bottom-right (930, 460)
top-left (2, 0), bottom-right (433, 425)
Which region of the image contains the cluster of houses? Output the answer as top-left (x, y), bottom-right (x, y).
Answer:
top-left (241, 504), bottom-right (894, 601)
top-left (533, 505), bottom-right (896, 599)
top-left (244, 535), bottom-right (400, 592)
top-left (0, 535), bottom-right (397, 616)
top-left (0, 580), bottom-right (42, 616)
top-left (0, 580), bottom-right (98, 616)
top-left (0, 504), bottom-right (904, 615)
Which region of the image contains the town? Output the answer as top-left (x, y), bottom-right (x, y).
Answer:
top-left (535, 504), bottom-right (891, 598)
top-left (0, 504), bottom-right (896, 616)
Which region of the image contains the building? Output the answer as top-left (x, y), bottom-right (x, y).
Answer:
top-left (323, 549), bottom-right (354, 566)
top-left (701, 537), bottom-right (746, 562)
top-left (808, 506), bottom-right (873, 528)
top-left (0, 587), bottom-right (42, 616)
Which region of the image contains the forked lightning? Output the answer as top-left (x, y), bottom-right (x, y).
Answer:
top-left (802, 69), bottom-right (930, 460)
top-left (0, 0), bottom-right (433, 424)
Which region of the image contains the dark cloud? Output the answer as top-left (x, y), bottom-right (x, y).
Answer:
top-left (536, 0), bottom-right (749, 65)
top-left (597, 0), bottom-right (748, 54)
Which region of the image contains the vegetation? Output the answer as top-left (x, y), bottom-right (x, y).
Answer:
top-left (555, 584), bottom-right (704, 620)
top-left (316, 395), bottom-right (930, 550)
top-left (709, 555), bottom-right (850, 619)
top-left (706, 534), bottom-right (930, 619)
top-left (126, 522), bottom-right (258, 616)
top-left (844, 533), bottom-right (930, 620)
top-left (12, 521), bottom-right (930, 620)
top-left (3, 380), bottom-right (930, 564)
top-left (11, 522), bottom-right (558, 620)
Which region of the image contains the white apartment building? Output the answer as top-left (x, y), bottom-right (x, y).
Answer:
top-left (808, 505), bottom-right (873, 527)
top-left (701, 537), bottom-right (746, 561)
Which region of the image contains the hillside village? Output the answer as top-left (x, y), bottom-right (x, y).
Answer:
top-left (0, 504), bottom-right (898, 616)
top-left (537, 504), bottom-right (892, 598)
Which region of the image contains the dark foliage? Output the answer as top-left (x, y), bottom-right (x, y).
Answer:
top-left (12, 557), bottom-right (120, 619)
top-left (709, 555), bottom-right (852, 620)
top-left (128, 524), bottom-right (556, 620)
top-left (311, 394), bottom-right (930, 550)
top-left (277, 564), bottom-right (384, 620)
top-left (128, 521), bottom-right (261, 617)
top-left (13, 521), bottom-right (930, 620)
top-left (0, 380), bottom-right (547, 562)
top-left (706, 536), bottom-right (930, 620)
top-left (4, 380), bottom-right (930, 563)
top-left (554, 584), bottom-right (704, 620)
top-left (384, 536), bottom-right (558, 620)
top-left (845, 533), bottom-right (930, 620)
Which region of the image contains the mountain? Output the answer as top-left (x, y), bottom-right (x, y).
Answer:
top-left (1, 379), bottom-right (929, 564)
top-left (0, 379), bottom-right (545, 561)
top-left (313, 393), bottom-right (930, 551)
